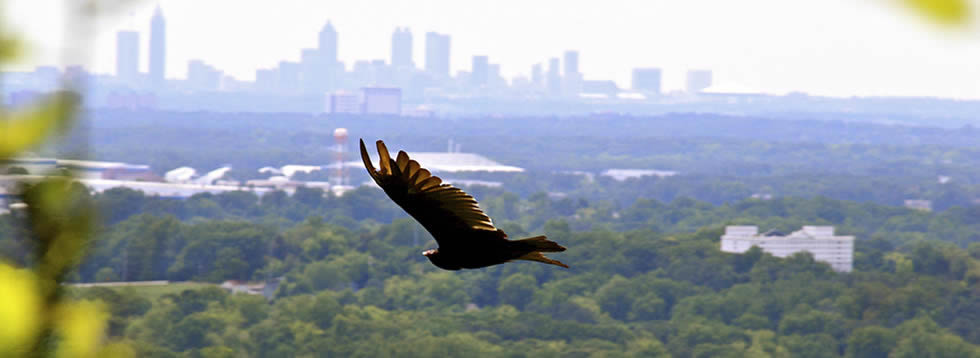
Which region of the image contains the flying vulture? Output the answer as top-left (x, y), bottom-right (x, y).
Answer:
top-left (360, 139), bottom-right (568, 270)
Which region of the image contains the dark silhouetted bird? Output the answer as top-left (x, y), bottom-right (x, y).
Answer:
top-left (360, 139), bottom-right (568, 270)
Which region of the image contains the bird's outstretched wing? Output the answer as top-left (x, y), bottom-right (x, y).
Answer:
top-left (360, 139), bottom-right (506, 248)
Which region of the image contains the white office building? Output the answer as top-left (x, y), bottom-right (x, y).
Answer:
top-left (327, 91), bottom-right (361, 114)
top-left (720, 225), bottom-right (854, 272)
top-left (362, 87), bottom-right (401, 115)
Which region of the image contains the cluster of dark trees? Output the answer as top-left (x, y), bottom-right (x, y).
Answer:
top-left (3, 185), bottom-right (977, 357)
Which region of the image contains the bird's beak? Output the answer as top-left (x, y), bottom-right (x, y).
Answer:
top-left (422, 249), bottom-right (433, 256)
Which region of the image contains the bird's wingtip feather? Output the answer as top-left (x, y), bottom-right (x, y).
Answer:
top-left (360, 139), bottom-right (377, 176)
top-left (376, 140), bottom-right (392, 175)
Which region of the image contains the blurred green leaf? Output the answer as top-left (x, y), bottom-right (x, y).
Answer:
top-left (0, 91), bottom-right (80, 160)
top-left (0, 33), bottom-right (22, 62)
top-left (901, 0), bottom-right (972, 26)
top-left (21, 178), bottom-right (96, 283)
top-left (77, 0), bottom-right (145, 18)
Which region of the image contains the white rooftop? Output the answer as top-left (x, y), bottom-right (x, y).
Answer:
top-left (601, 169), bottom-right (678, 181)
top-left (0, 174), bottom-right (271, 199)
top-left (399, 152), bottom-right (523, 173)
top-left (723, 225), bottom-right (846, 240)
top-left (701, 83), bottom-right (768, 95)
top-left (281, 165), bottom-right (322, 177)
top-left (1, 157), bottom-right (57, 164)
top-left (57, 159), bottom-right (150, 170)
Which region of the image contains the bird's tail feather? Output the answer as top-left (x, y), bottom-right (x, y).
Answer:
top-left (516, 252), bottom-right (569, 268)
top-left (514, 235), bottom-right (566, 252)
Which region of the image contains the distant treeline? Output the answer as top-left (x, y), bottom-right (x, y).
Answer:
top-left (62, 110), bottom-right (980, 173)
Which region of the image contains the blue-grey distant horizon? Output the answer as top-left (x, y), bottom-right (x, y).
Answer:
top-left (7, 0), bottom-right (980, 98)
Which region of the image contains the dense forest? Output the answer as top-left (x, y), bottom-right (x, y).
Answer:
top-left (2, 185), bottom-right (977, 357)
top-left (1, 109), bottom-right (972, 356)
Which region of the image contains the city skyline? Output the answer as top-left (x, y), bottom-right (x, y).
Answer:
top-left (8, 0), bottom-right (980, 98)
top-left (90, 9), bottom-right (686, 98)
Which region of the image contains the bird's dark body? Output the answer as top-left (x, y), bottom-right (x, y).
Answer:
top-left (422, 236), bottom-right (527, 270)
top-left (361, 139), bottom-right (569, 270)
top-left (378, 176), bottom-right (528, 270)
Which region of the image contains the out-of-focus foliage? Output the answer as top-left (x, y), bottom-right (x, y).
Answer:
top-left (0, 31), bottom-right (20, 63)
top-left (0, 91), bottom-right (80, 159)
top-left (0, 12), bottom-right (130, 358)
top-left (900, 0), bottom-right (972, 26)
top-left (0, 124), bottom-right (123, 357)
top-left (0, 265), bottom-right (41, 354)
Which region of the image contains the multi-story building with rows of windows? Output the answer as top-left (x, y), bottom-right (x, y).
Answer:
top-left (720, 225), bottom-right (854, 272)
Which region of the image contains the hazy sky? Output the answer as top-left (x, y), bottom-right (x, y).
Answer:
top-left (6, 0), bottom-right (980, 98)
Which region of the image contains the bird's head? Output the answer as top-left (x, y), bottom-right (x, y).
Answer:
top-left (421, 248), bottom-right (458, 270)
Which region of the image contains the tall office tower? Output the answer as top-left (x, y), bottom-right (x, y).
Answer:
top-left (370, 59), bottom-right (391, 85)
top-left (300, 48), bottom-right (322, 92)
top-left (471, 55), bottom-right (489, 87)
top-left (319, 21), bottom-right (338, 65)
top-left (64, 65), bottom-right (89, 84)
top-left (425, 32), bottom-right (451, 77)
top-left (686, 69), bottom-right (713, 94)
top-left (391, 28), bottom-right (414, 69)
top-left (531, 63), bottom-right (543, 87)
top-left (187, 60), bottom-right (221, 91)
top-left (632, 68), bottom-right (662, 94)
top-left (562, 50), bottom-right (582, 96)
top-left (318, 21), bottom-right (339, 90)
top-left (278, 61), bottom-right (302, 91)
top-left (255, 68), bottom-right (279, 91)
top-left (563, 50), bottom-right (579, 77)
top-left (488, 64), bottom-right (501, 86)
top-left (148, 6), bottom-right (166, 88)
top-left (116, 31), bottom-right (140, 85)
top-left (547, 57), bottom-right (561, 95)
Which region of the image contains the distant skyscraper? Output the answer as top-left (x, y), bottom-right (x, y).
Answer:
top-left (686, 69), bottom-right (713, 94)
top-left (632, 68), bottom-right (662, 94)
top-left (562, 51), bottom-right (582, 96)
top-left (319, 22), bottom-right (338, 65)
top-left (391, 28), bottom-right (414, 69)
top-left (531, 63), bottom-right (543, 87)
top-left (115, 31), bottom-right (140, 85)
top-left (279, 61), bottom-right (301, 91)
top-left (64, 65), bottom-right (89, 84)
top-left (149, 6), bottom-right (166, 88)
top-left (369, 59), bottom-right (393, 85)
top-left (425, 32), bottom-right (451, 77)
top-left (362, 87), bottom-right (402, 115)
top-left (488, 64), bottom-right (501, 86)
top-left (256, 69), bottom-right (279, 91)
top-left (300, 48), bottom-right (321, 92)
top-left (471, 55), bottom-right (489, 87)
top-left (547, 57), bottom-right (561, 95)
top-left (582, 80), bottom-right (619, 96)
top-left (563, 51), bottom-right (579, 77)
top-left (315, 22), bottom-right (339, 91)
top-left (187, 60), bottom-right (221, 91)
